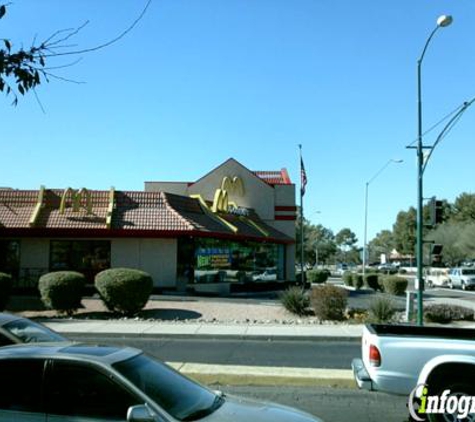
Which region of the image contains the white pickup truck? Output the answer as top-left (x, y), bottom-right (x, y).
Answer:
top-left (352, 324), bottom-right (475, 401)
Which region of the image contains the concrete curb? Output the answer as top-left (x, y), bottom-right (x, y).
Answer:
top-left (167, 362), bottom-right (357, 389)
top-left (62, 331), bottom-right (361, 342)
top-left (44, 321), bottom-right (364, 342)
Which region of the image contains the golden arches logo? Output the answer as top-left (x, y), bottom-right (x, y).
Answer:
top-left (212, 176), bottom-right (245, 213)
top-left (220, 176), bottom-right (244, 196)
top-left (59, 187), bottom-right (93, 214)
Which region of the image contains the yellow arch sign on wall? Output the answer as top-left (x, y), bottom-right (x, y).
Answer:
top-left (212, 176), bottom-right (244, 213)
top-left (220, 176), bottom-right (244, 196)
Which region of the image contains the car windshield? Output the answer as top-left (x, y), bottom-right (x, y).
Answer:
top-left (114, 354), bottom-right (223, 421)
top-left (462, 269), bottom-right (475, 275)
top-left (3, 319), bottom-right (66, 343)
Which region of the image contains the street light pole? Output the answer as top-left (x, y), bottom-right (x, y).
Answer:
top-left (312, 210), bottom-right (321, 268)
top-left (415, 15), bottom-right (453, 326)
top-left (363, 159), bottom-right (403, 279)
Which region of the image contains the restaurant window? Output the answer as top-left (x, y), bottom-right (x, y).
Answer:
top-left (50, 240), bottom-right (110, 281)
top-left (0, 239), bottom-right (20, 280)
top-left (184, 238), bottom-right (285, 284)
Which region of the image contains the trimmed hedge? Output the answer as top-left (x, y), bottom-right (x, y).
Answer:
top-left (95, 268), bottom-right (153, 316)
top-left (307, 269), bottom-right (329, 284)
top-left (364, 273), bottom-right (380, 291)
top-left (353, 273), bottom-right (364, 290)
top-left (342, 271), bottom-right (353, 287)
top-left (0, 272), bottom-right (13, 311)
top-left (310, 285), bottom-right (348, 321)
top-left (38, 271), bottom-right (85, 315)
top-left (381, 276), bottom-right (408, 296)
top-left (342, 272), bottom-right (364, 290)
top-left (280, 286), bottom-right (310, 316)
top-left (424, 304), bottom-right (474, 324)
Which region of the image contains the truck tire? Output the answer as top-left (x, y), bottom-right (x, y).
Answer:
top-left (427, 380), bottom-right (475, 422)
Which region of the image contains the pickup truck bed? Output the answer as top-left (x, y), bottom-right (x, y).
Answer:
top-left (352, 323), bottom-right (475, 395)
top-left (367, 323), bottom-right (475, 340)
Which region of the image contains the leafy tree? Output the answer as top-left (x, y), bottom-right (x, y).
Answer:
top-left (427, 222), bottom-right (467, 266)
top-left (296, 214), bottom-right (337, 266)
top-left (450, 193), bottom-right (475, 223)
top-left (458, 223), bottom-right (475, 261)
top-left (308, 224), bottom-right (337, 266)
top-left (368, 230), bottom-right (395, 263)
top-left (392, 208), bottom-right (416, 256)
top-left (335, 228), bottom-right (357, 250)
top-left (335, 228), bottom-right (359, 264)
top-left (0, 2), bottom-right (151, 105)
top-left (295, 212), bottom-right (313, 265)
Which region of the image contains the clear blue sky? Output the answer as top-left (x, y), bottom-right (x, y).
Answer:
top-left (2, 0), bottom-right (475, 246)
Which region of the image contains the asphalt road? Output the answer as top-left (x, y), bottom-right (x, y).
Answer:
top-left (67, 334), bottom-right (361, 369)
top-left (217, 385), bottom-right (409, 422)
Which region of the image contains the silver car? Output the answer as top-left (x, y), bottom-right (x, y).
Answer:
top-left (448, 267), bottom-right (475, 290)
top-left (0, 343), bottom-right (325, 422)
top-left (0, 312), bottom-right (66, 345)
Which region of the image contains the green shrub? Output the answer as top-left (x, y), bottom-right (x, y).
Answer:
top-left (310, 285), bottom-right (348, 321)
top-left (424, 304), bottom-right (474, 324)
top-left (295, 271), bottom-right (307, 284)
top-left (38, 271), bottom-right (85, 316)
top-left (346, 307), bottom-right (369, 323)
top-left (381, 276), bottom-right (408, 296)
top-left (307, 269), bottom-right (329, 284)
top-left (353, 273), bottom-right (363, 290)
top-left (95, 268), bottom-right (153, 316)
top-left (364, 273), bottom-right (380, 291)
top-left (369, 296), bottom-right (396, 323)
top-left (280, 286), bottom-right (310, 316)
top-left (365, 267), bottom-right (379, 274)
top-left (342, 271), bottom-right (353, 287)
top-left (0, 272), bottom-right (13, 311)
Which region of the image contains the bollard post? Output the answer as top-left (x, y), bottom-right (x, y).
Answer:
top-left (406, 291), bottom-right (415, 322)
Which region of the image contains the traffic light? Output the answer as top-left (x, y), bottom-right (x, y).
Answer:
top-left (429, 197), bottom-right (444, 225)
top-left (431, 244), bottom-right (443, 266)
top-left (431, 244), bottom-right (443, 255)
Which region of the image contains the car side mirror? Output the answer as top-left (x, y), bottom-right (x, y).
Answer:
top-left (127, 404), bottom-right (156, 422)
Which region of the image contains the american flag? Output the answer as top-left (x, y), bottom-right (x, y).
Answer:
top-left (300, 156), bottom-right (307, 196)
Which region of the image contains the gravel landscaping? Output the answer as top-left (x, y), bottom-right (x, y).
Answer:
top-left (6, 289), bottom-right (408, 325)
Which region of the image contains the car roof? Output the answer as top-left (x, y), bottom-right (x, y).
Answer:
top-left (0, 312), bottom-right (23, 325)
top-left (0, 342), bottom-right (142, 365)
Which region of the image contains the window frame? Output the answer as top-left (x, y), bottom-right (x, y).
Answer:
top-left (44, 359), bottom-right (142, 420)
top-left (0, 357), bottom-right (47, 415)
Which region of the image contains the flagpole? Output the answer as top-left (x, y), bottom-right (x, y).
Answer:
top-left (299, 144), bottom-right (305, 287)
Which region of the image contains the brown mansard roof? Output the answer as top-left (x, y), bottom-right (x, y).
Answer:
top-left (0, 188), bottom-right (293, 244)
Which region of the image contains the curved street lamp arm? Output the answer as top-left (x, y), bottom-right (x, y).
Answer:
top-left (422, 97), bottom-right (475, 174)
top-left (418, 26), bottom-right (440, 65)
top-left (367, 159), bottom-right (399, 186)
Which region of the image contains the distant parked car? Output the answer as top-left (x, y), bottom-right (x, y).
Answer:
top-left (0, 343), bottom-right (325, 421)
top-left (334, 264), bottom-right (349, 276)
top-left (425, 268), bottom-right (451, 288)
top-left (0, 313), bottom-right (66, 346)
top-left (377, 263), bottom-right (398, 274)
top-left (448, 267), bottom-right (475, 290)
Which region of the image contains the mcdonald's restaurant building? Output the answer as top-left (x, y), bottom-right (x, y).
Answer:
top-left (0, 159), bottom-right (297, 294)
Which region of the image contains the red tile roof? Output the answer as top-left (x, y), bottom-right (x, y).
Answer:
top-left (253, 169), bottom-right (292, 185)
top-left (0, 190), bottom-right (38, 228)
top-left (0, 189), bottom-right (293, 244)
